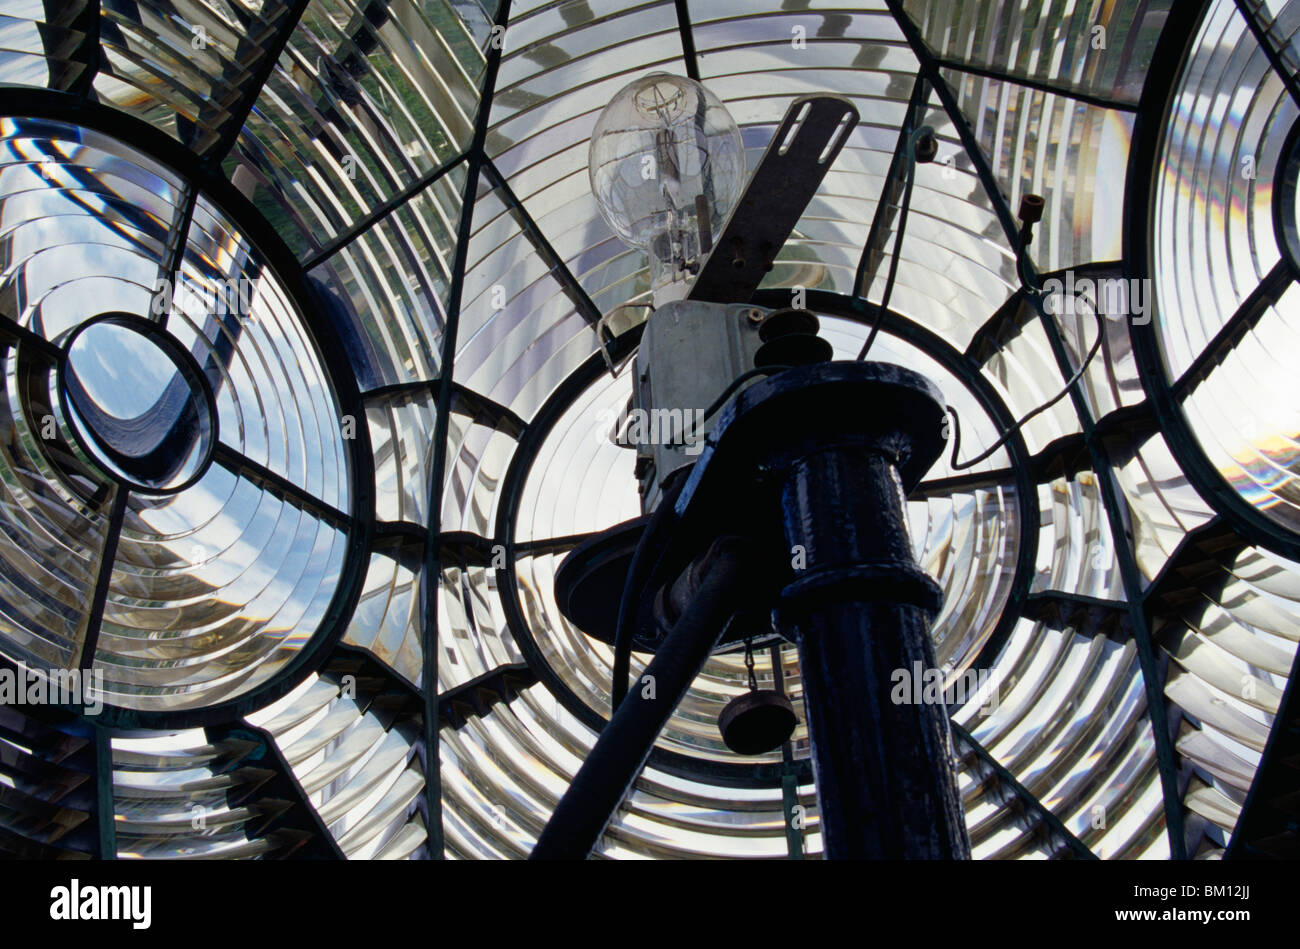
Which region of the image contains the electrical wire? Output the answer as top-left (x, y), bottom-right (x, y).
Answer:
top-left (945, 305), bottom-right (1107, 471)
top-left (609, 363), bottom-right (798, 706)
top-left (611, 471), bottom-right (688, 709)
top-left (858, 137), bottom-right (920, 361)
top-left (700, 364), bottom-right (796, 423)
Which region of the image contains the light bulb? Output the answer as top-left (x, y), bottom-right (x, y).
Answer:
top-left (588, 73), bottom-right (745, 290)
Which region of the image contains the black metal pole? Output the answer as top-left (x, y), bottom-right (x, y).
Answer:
top-left (778, 443), bottom-right (970, 859)
top-left (531, 539), bottom-right (751, 859)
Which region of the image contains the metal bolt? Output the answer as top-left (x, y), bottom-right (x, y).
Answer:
top-left (1018, 193), bottom-right (1045, 224)
top-left (913, 131), bottom-right (938, 164)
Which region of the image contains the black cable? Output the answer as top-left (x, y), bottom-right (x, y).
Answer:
top-left (610, 363), bottom-right (800, 706)
top-left (858, 142), bottom-right (919, 361)
top-left (610, 470), bottom-right (688, 709)
top-left (1016, 246), bottom-right (1038, 293)
top-left (945, 306), bottom-right (1107, 471)
top-left (615, 365), bottom-right (796, 448)
top-left (699, 364), bottom-right (796, 424)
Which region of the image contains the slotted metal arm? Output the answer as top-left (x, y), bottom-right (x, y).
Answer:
top-left (689, 96), bottom-right (859, 304)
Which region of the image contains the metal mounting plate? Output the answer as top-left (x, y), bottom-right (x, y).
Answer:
top-left (688, 95), bottom-right (860, 305)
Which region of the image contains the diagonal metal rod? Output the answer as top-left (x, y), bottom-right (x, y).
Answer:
top-left (205, 0), bottom-right (314, 164)
top-left (910, 468), bottom-right (1017, 500)
top-left (1233, 0), bottom-right (1300, 108)
top-left (933, 57), bottom-right (1142, 113)
top-left (479, 158), bottom-right (603, 326)
top-left (673, 0), bottom-right (701, 81)
top-left (93, 724), bottom-right (116, 859)
top-left (149, 183), bottom-right (198, 326)
top-left (1172, 259), bottom-right (1293, 397)
top-left (951, 721), bottom-right (1098, 859)
top-left (515, 532), bottom-right (603, 555)
top-left (360, 378), bottom-right (527, 438)
top-left (855, 73), bottom-right (929, 299)
top-left (769, 643), bottom-right (805, 860)
top-left (1139, 516), bottom-right (1242, 607)
top-left (964, 262), bottom-right (1125, 361)
top-left (1021, 591), bottom-right (1131, 643)
top-left (531, 541), bottom-right (752, 859)
top-left (301, 151), bottom-right (469, 272)
top-left (885, 0), bottom-right (1189, 857)
top-left (0, 311), bottom-right (63, 362)
top-left (78, 489), bottom-right (128, 672)
top-left (212, 442), bottom-right (351, 529)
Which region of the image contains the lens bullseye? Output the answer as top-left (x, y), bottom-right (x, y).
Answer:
top-left (59, 314), bottom-right (217, 494)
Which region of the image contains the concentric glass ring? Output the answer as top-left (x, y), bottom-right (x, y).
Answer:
top-left (0, 116), bottom-right (358, 713)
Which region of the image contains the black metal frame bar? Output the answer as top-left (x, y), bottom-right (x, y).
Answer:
top-left (148, 181), bottom-right (197, 327)
top-left (1021, 591), bottom-right (1131, 642)
top-left (221, 721), bottom-right (347, 859)
top-left (854, 72), bottom-right (928, 298)
top-left (0, 310), bottom-right (64, 362)
top-left (886, 0), bottom-right (1192, 858)
top-left (330, 640), bottom-right (424, 704)
top-left (77, 489), bottom-right (127, 672)
top-left (951, 721), bottom-right (1098, 860)
top-left (910, 468), bottom-right (1017, 500)
top-left (92, 723), bottom-right (116, 859)
top-left (1139, 516), bottom-right (1245, 611)
top-left (963, 261), bottom-right (1125, 361)
top-left (1232, 0), bottom-right (1300, 107)
top-left (212, 442), bottom-right (352, 529)
top-left (1172, 258), bottom-right (1293, 398)
top-left (1273, 116), bottom-right (1300, 279)
top-left (205, 0), bottom-right (314, 164)
top-left (419, 0), bottom-right (513, 860)
top-left (933, 57), bottom-right (1143, 113)
top-left (479, 158), bottom-right (603, 327)
top-left (302, 151), bottom-right (469, 272)
top-left (438, 662), bottom-right (539, 729)
top-left (769, 642), bottom-right (805, 860)
top-left (673, 0), bottom-right (701, 82)
top-left (360, 376), bottom-right (528, 437)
